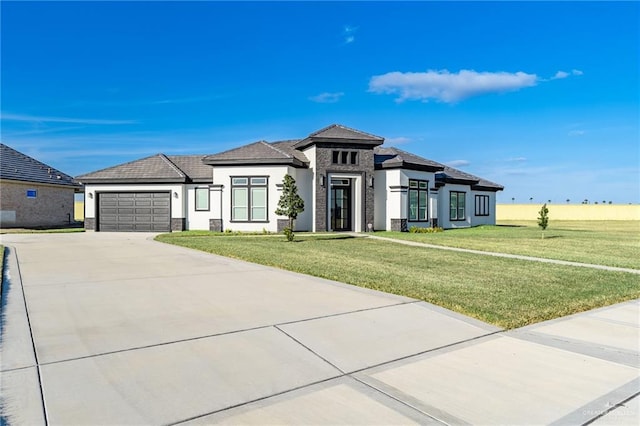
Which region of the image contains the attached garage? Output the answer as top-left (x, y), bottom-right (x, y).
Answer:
top-left (97, 192), bottom-right (170, 232)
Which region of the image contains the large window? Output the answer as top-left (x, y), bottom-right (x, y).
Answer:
top-left (408, 179), bottom-right (428, 221)
top-left (475, 195), bottom-right (490, 216)
top-left (450, 191), bottom-right (466, 221)
top-left (195, 187), bottom-right (209, 211)
top-left (231, 177), bottom-right (268, 221)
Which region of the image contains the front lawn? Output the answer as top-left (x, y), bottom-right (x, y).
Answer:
top-left (155, 232), bottom-right (640, 329)
top-left (381, 220), bottom-right (640, 269)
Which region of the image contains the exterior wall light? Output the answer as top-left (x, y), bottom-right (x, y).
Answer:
top-left (173, 191), bottom-right (179, 198)
top-left (319, 175), bottom-right (325, 187)
top-left (368, 176), bottom-right (374, 188)
top-left (88, 193), bottom-right (93, 199)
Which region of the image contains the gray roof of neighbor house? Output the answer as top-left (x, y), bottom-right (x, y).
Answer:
top-left (203, 140), bottom-right (309, 167)
top-left (294, 124), bottom-right (384, 150)
top-left (76, 154), bottom-right (211, 184)
top-left (0, 143), bottom-right (79, 187)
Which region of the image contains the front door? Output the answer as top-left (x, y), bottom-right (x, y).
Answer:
top-left (330, 180), bottom-right (351, 231)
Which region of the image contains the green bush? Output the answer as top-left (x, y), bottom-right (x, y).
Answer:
top-left (283, 227), bottom-right (295, 242)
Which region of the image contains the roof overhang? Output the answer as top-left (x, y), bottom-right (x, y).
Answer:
top-left (375, 162), bottom-right (444, 173)
top-left (472, 184), bottom-right (504, 192)
top-left (202, 157), bottom-right (308, 168)
top-left (76, 177), bottom-right (189, 184)
top-left (294, 137), bottom-right (384, 151)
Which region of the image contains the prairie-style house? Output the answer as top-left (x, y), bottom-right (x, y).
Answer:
top-left (77, 124), bottom-right (503, 232)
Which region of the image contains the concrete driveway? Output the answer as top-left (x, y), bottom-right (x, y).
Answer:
top-left (1, 232), bottom-right (638, 425)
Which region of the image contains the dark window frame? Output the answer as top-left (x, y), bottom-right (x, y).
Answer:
top-left (195, 187), bottom-right (210, 211)
top-left (331, 150), bottom-right (359, 165)
top-left (450, 191), bottom-right (466, 221)
top-left (230, 176), bottom-right (269, 223)
top-left (475, 194), bottom-right (490, 216)
top-left (408, 179), bottom-right (429, 222)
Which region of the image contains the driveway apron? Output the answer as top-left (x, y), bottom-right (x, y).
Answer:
top-left (0, 232), bottom-right (637, 425)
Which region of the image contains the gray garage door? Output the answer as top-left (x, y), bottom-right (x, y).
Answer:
top-left (98, 192), bottom-right (171, 232)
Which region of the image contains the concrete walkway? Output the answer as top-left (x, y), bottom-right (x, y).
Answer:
top-left (361, 233), bottom-right (640, 274)
top-left (0, 232), bottom-right (638, 425)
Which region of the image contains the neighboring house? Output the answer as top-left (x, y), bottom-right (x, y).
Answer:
top-left (0, 143), bottom-right (80, 228)
top-left (77, 124), bottom-right (503, 232)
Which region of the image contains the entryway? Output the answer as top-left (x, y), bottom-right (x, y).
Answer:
top-left (330, 178), bottom-right (351, 231)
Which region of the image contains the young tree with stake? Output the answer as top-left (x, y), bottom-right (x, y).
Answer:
top-left (275, 174), bottom-right (305, 241)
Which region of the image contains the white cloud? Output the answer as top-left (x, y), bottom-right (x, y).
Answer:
top-left (568, 130), bottom-right (586, 136)
top-left (572, 69), bottom-right (584, 76)
top-left (309, 92), bottom-right (344, 103)
top-left (343, 25), bottom-right (358, 44)
top-left (0, 112), bottom-right (136, 125)
top-left (552, 71), bottom-right (570, 79)
top-left (386, 136), bottom-right (412, 145)
top-left (446, 159), bottom-right (471, 167)
top-left (369, 69), bottom-right (538, 103)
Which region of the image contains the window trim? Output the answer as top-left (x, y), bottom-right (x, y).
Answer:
top-left (230, 175), bottom-right (269, 222)
top-left (450, 191), bottom-right (466, 221)
top-left (194, 187), bottom-right (210, 211)
top-left (408, 179), bottom-right (429, 222)
top-left (475, 194), bottom-right (490, 216)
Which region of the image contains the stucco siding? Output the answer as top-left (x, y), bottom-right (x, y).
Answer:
top-left (0, 180), bottom-right (76, 228)
top-left (212, 165), bottom-right (290, 232)
top-left (185, 184), bottom-right (213, 230)
top-left (470, 190), bottom-right (497, 226)
top-left (438, 183), bottom-right (472, 229)
top-left (373, 170), bottom-right (388, 230)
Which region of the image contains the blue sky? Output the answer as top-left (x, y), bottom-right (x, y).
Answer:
top-left (2, 1), bottom-right (638, 204)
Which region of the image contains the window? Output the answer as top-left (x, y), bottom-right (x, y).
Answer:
top-left (231, 176), bottom-right (268, 221)
top-left (408, 179), bottom-right (428, 221)
top-left (332, 150), bottom-right (358, 165)
top-left (26, 189), bottom-right (37, 198)
top-left (195, 187), bottom-right (209, 211)
top-left (475, 195), bottom-right (490, 216)
top-left (450, 191), bottom-right (466, 221)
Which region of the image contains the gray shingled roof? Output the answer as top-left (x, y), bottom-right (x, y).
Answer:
top-left (374, 147), bottom-right (445, 172)
top-left (0, 143), bottom-right (79, 187)
top-left (76, 154), bottom-right (211, 183)
top-left (166, 155), bottom-right (212, 182)
top-left (294, 124), bottom-right (384, 150)
top-left (203, 140), bottom-right (309, 167)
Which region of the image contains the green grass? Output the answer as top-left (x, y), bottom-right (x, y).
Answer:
top-left (380, 221), bottom-right (640, 269)
top-left (155, 232), bottom-right (640, 329)
top-left (0, 227), bottom-right (85, 234)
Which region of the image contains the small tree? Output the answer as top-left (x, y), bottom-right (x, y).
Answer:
top-left (537, 203), bottom-right (549, 239)
top-left (275, 174), bottom-right (305, 241)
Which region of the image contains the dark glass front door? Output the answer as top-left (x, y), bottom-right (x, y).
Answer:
top-left (331, 184), bottom-right (351, 231)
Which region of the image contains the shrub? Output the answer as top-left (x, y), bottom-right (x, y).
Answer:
top-left (283, 226), bottom-right (295, 242)
top-left (409, 226), bottom-right (444, 233)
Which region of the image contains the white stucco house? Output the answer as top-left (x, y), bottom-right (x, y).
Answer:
top-left (76, 124), bottom-right (503, 232)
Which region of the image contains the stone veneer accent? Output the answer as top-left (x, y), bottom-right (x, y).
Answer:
top-left (171, 218), bottom-right (186, 232)
top-left (84, 217), bottom-right (96, 231)
top-left (209, 219), bottom-right (222, 232)
top-left (313, 144), bottom-right (375, 232)
top-left (390, 218), bottom-right (408, 232)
